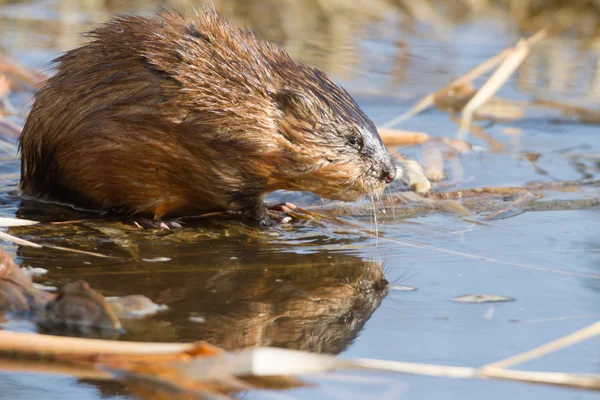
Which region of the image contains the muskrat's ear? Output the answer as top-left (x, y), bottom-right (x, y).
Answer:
top-left (271, 89), bottom-right (312, 118)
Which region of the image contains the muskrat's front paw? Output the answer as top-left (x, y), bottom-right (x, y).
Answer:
top-left (132, 218), bottom-right (183, 230)
top-left (242, 204), bottom-right (285, 227)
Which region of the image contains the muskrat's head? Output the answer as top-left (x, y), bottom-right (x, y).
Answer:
top-left (267, 67), bottom-right (398, 201)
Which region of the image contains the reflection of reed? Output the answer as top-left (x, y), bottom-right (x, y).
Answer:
top-left (0, 0), bottom-right (411, 90)
top-left (207, 0), bottom-right (403, 80)
top-left (2, 0), bottom-right (600, 104)
top-left (399, 0), bottom-right (600, 36)
top-left (518, 38), bottom-right (600, 105)
top-left (501, 0), bottom-right (600, 36)
top-left (2, 0), bottom-right (600, 98)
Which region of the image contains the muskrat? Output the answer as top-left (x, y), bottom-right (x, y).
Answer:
top-left (19, 11), bottom-right (397, 224)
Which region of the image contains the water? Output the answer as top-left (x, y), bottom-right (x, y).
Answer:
top-left (0, 1), bottom-right (599, 399)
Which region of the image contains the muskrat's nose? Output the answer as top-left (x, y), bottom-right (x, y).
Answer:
top-left (382, 164), bottom-right (397, 184)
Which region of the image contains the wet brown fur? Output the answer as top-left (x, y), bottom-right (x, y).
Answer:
top-left (19, 11), bottom-right (395, 221)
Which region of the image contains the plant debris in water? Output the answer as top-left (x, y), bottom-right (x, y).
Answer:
top-left (0, 2), bottom-right (599, 400)
top-left (451, 294), bottom-right (515, 304)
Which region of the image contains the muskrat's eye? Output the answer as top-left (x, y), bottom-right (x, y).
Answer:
top-left (348, 135), bottom-right (363, 150)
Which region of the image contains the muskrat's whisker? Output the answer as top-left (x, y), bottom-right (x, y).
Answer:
top-left (428, 179), bottom-right (442, 195)
top-left (366, 192), bottom-right (374, 230)
top-left (369, 194), bottom-right (379, 240)
top-left (376, 191), bottom-right (385, 215)
top-left (389, 145), bottom-right (422, 159)
top-left (386, 185), bottom-right (396, 221)
top-left (398, 176), bottom-right (410, 189)
top-left (378, 190), bottom-right (389, 223)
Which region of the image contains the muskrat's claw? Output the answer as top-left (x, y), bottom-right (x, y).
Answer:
top-left (132, 218), bottom-right (184, 230)
top-left (265, 202), bottom-right (297, 225)
top-left (267, 202), bottom-right (297, 213)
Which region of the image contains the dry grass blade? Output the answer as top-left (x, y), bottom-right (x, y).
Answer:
top-left (0, 358), bottom-right (111, 381)
top-left (44, 245), bottom-right (117, 259)
top-left (483, 192), bottom-right (538, 221)
top-left (170, 347), bottom-right (477, 380)
top-left (185, 343), bottom-right (600, 392)
top-left (483, 320), bottom-right (600, 369)
top-left (377, 128), bottom-right (430, 146)
top-left (111, 345), bottom-right (600, 392)
top-left (0, 217), bottom-right (39, 226)
top-left (0, 73), bottom-right (9, 98)
top-left (0, 332), bottom-right (239, 398)
top-left (479, 368), bottom-right (600, 391)
top-left (517, 314), bottom-right (600, 324)
top-left (477, 321), bottom-right (600, 391)
top-left (1, 329), bottom-right (600, 394)
top-left (460, 39), bottom-right (530, 134)
top-left (0, 230), bottom-right (114, 258)
top-left (534, 99), bottom-right (600, 124)
top-left (0, 331), bottom-right (199, 357)
top-left (0, 53), bottom-right (48, 88)
top-left (381, 29), bottom-right (546, 127)
top-left (0, 230), bottom-right (42, 248)
top-left (341, 356), bottom-right (476, 378)
top-left (0, 332), bottom-right (297, 398)
top-left (380, 94), bottom-right (435, 128)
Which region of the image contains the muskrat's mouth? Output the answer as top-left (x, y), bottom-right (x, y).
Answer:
top-left (285, 159), bottom-right (391, 203)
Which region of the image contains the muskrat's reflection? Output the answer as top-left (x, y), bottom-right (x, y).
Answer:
top-left (179, 254), bottom-right (387, 354)
top-left (12, 217), bottom-right (387, 355)
top-left (111, 250), bottom-right (386, 355)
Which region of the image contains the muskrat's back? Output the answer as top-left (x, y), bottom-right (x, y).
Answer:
top-left (19, 11), bottom-right (396, 223)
